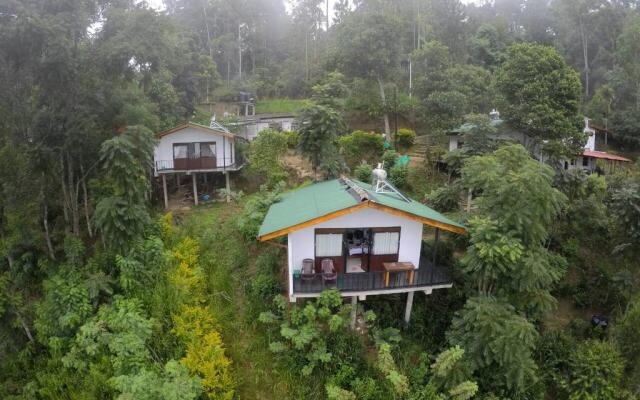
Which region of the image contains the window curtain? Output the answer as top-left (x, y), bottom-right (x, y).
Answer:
top-left (373, 232), bottom-right (399, 255)
top-left (201, 143), bottom-right (215, 157)
top-left (173, 145), bottom-right (187, 158)
top-left (316, 234), bottom-right (343, 257)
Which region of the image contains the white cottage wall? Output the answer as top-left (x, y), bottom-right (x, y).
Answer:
top-left (154, 127), bottom-right (235, 169)
top-left (286, 207), bottom-right (424, 296)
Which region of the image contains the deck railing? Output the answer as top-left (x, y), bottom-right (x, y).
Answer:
top-left (155, 156), bottom-right (244, 172)
top-left (292, 259), bottom-right (452, 295)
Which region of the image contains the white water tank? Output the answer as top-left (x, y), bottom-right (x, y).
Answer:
top-left (372, 163), bottom-right (387, 188)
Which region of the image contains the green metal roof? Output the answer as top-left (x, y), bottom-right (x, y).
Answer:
top-left (257, 179), bottom-right (465, 239)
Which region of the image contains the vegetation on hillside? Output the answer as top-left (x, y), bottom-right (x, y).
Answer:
top-left (0, 0), bottom-right (639, 399)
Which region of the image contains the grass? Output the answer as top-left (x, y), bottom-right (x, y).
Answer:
top-left (255, 99), bottom-right (309, 114)
top-left (177, 201), bottom-right (296, 399)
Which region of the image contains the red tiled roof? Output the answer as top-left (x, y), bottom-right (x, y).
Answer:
top-left (583, 150), bottom-right (631, 162)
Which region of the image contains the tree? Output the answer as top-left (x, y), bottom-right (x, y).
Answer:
top-left (496, 43), bottom-right (583, 157)
top-left (447, 296), bottom-right (538, 394)
top-left (449, 144), bottom-right (568, 395)
top-left (462, 144), bottom-right (567, 315)
top-left (248, 129), bottom-right (289, 185)
top-left (297, 104), bottom-right (346, 179)
top-left (334, 10), bottom-right (401, 136)
top-left (93, 126), bottom-right (155, 253)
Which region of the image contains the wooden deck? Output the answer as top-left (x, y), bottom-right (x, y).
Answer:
top-left (292, 259), bottom-right (452, 295)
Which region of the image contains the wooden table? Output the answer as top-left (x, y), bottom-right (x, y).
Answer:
top-left (382, 262), bottom-right (415, 287)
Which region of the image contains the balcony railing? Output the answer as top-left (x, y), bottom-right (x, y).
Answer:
top-left (292, 259), bottom-right (452, 295)
top-left (155, 156), bottom-right (244, 172)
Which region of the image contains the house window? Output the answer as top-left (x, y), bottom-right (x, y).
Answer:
top-left (173, 144), bottom-right (189, 159)
top-left (570, 159), bottom-right (576, 166)
top-left (582, 157), bottom-right (589, 167)
top-left (200, 142), bottom-right (216, 158)
top-left (315, 234), bottom-right (343, 257)
top-left (372, 232), bottom-right (400, 255)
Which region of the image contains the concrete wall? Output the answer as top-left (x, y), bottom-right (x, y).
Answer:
top-left (286, 207), bottom-right (424, 297)
top-left (154, 127), bottom-right (235, 170)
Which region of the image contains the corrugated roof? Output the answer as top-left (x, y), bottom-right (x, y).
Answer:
top-left (257, 179), bottom-right (465, 240)
top-left (156, 122), bottom-right (238, 139)
top-left (583, 150), bottom-right (631, 162)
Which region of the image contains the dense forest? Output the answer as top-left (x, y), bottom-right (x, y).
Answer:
top-left (0, 0), bottom-right (639, 399)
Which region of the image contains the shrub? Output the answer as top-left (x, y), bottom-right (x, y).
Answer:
top-left (427, 184), bottom-right (461, 212)
top-left (248, 129), bottom-right (288, 186)
top-left (354, 163), bottom-right (373, 182)
top-left (382, 150), bottom-right (398, 171)
top-left (396, 128), bottom-right (416, 151)
top-left (236, 182), bottom-right (285, 241)
top-left (283, 130), bottom-right (299, 149)
top-left (338, 130), bottom-right (385, 167)
top-left (567, 340), bottom-right (624, 399)
top-left (388, 164), bottom-right (408, 188)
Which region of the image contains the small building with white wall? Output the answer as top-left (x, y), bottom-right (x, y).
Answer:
top-left (153, 122), bottom-right (246, 207)
top-left (257, 176), bottom-right (466, 324)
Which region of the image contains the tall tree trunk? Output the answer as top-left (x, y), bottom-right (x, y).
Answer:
top-left (43, 203), bottom-right (56, 260)
top-left (579, 16), bottom-right (589, 97)
top-left (80, 164), bottom-right (93, 238)
top-left (59, 154), bottom-right (71, 232)
top-left (377, 77), bottom-right (391, 137)
top-left (14, 309), bottom-right (34, 343)
top-left (66, 152), bottom-right (80, 235)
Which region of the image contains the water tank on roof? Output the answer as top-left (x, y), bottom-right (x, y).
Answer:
top-left (372, 163), bottom-right (387, 189)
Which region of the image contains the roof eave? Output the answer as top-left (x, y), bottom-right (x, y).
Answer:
top-left (257, 200), bottom-right (466, 241)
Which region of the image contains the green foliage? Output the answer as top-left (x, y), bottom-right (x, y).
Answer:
top-left (567, 340), bottom-right (625, 399)
top-left (354, 163), bottom-right (373, 183)
top-left (63, 296), bottom-right (153, 374)
top-left (236, 183), bottom-right (285, 241)
top-left (248, 129), bottom-right (289, 186)
top-left (94, 126), bottom-right (155, 253)
top-left (427, 184), bottom-right (461, 212)
top-left (461, 145), bottom-right (567, 316)
top-left (338, 130), bottom-right (385, 167)
top-left (614, 296), bottom-right (640, 389)
top-left (312, 71), bottom-right (350, 109)
top-left (389, 164), bottom-right (409, 188)
top-left (463, 144), bottom-right (566, 246)
top-left (535, 329), bottom-right (577, 396)
top-left (396, 128), bottom-right (416, 151)
top-left (35, 273), bottom-right (93, 351)
top-left (297, 104), bottom-right (347, 179)
top-left (496, 43), bottom-right (583, 156)
top-left (382, 150), bottom-right (399, 171)
top-left (447, 296), bottom-right (539, 395)
top-left (259, 290), bottom-right (357, 378)
top-left (110, 360), bottom-right (202, 400)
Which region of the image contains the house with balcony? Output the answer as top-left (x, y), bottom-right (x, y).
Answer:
top-left (154, 122), bottom-right (246, 207)
top-left (448, 112), bottom-right (631, 173)
top-left (257, 173), bottom-right (466, 323)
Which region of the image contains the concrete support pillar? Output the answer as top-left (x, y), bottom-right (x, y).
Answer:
top-left (350, 296), bottom-right (357, 329)
top-left (404, 291), bottom-right (414, 325)
top-left (192, 173), bottom-right (198, 206)
top-left (225, 172), bottom-right (230, 203)
top-left (162, 174), bottom-right (168, 210)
